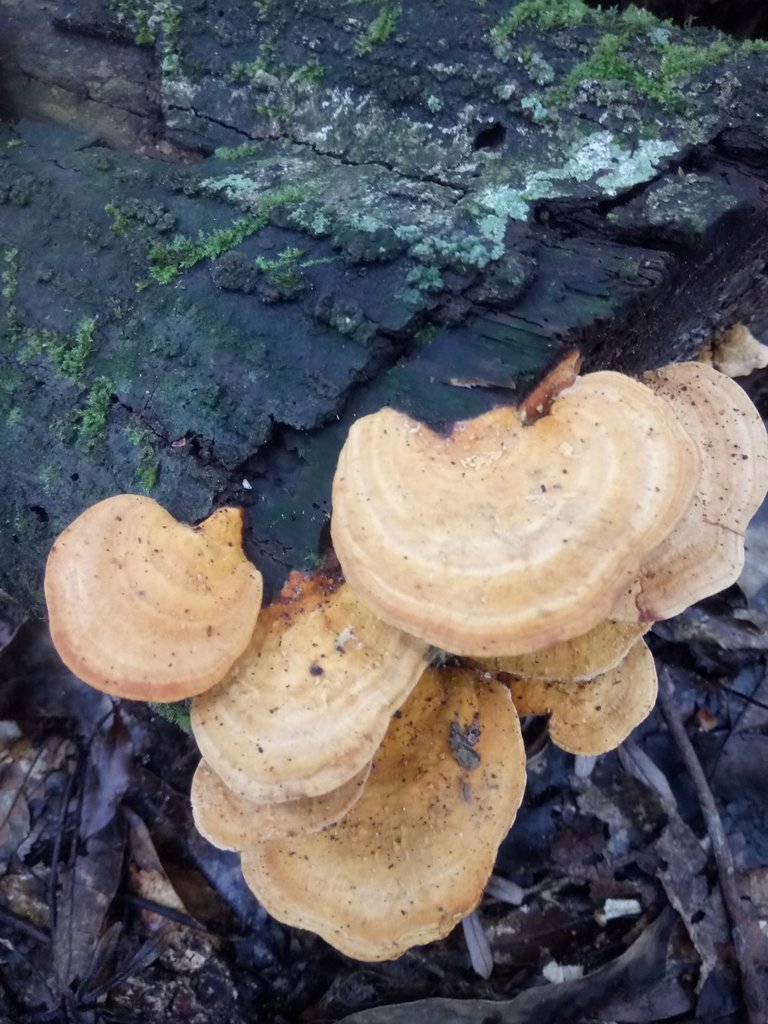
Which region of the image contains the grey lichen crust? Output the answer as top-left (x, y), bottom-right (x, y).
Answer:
top-left (2, 0), bottom-right (768, 612)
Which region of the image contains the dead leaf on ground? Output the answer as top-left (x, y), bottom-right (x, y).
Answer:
top-left (336, 910), bottom-right (692, 1023)
top-left (53, 817), bottom-right (126, 996)
top-left (652, 816), bottom-right (730, 990)
top-left (81, 709), bottom-right (134, 840)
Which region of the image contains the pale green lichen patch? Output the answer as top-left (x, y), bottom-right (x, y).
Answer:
top-left (606, 172), bottom-right (746, 242)
top-left (468, 130), bottom-right (679, 232)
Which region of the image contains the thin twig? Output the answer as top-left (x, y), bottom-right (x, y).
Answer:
top-left (658, 666), bottom-right (766, 1024)
top-left (0, 905), bottom-right (50, 945)
top-left (47, 757), bottom-right (77, 931)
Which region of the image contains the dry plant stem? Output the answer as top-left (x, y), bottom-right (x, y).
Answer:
top-left (0, 905), bottom-right (50, 945)
top-left (658, 667), bottom-right (766, 1024)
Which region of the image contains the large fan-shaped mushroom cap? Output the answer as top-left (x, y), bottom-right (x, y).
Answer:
top-left (192, 572), bottom-right (430, 803)
top-left (612, 362), bottom-right (768, 622)
top-left (240, 666), bottom-right (526, 961)
top-left (44, 495), bottom-right (263, 701)
top-left (332, 372), bottom-right (698, 656)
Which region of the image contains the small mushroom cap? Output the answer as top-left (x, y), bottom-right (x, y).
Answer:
top-left (712, 324), bottom-right (768, 378)
top-left (612, 362), bottom-right (768, 622)
top-left (44, 495), bottom-right (263, 701)
top-left (191, 572), bottom-right (430, 803)
top-left (506, 638), bottom-right (657, 756)
top-left (332, 371), bottom-right (698, 655)
top-left (191, 759), bottom-right (371, 850)
top-left (476, 619), bottom-right (647, 683)
top-left (240, 666), bottom-right (526, 961)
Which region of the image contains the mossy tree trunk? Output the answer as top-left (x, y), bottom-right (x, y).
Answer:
top-left (2, 0), bottom-right (768, 612)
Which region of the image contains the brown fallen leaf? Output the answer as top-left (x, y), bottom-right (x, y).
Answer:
top-left (335, 910), bottom-right (691, 1023)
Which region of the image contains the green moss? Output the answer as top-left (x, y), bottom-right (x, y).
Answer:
top-left (291, 61), bottom-right (324, 86)
top-left (492, 0), bottom-right (588, 40)
top-left (660, 40), bottom-right (732, 80)
top-left (214, 142), bottom-right (264, 160)
top-left (228, 59), bottom-right (274, 86)
top-left (2, 248), bottom-right (18, 301)
top-left (149, 217), bottom-right (261, 284)
top-left (105, 202), bottom-right (133, 236)
top-left (349, 0), bottom-right (402, 56)
top-left (74, 378), bottom-right (115, 451)
top-left (106, 199), bottom-right (176, 236)
top-left (618, 4), bottom-right (663, 33)
top-left (253, 246), bottom-right (305, 288)
top-left (6, 407), bottom-right (21, 426)
top-left (492, 0), bottom-right (761, 117)
top-left (18, 316), bottom-right (98, 384)
top-left (19, 328), bottom-right (60, 364)
top-left (108, 0), bottom-right (182, 73)
top-left (555, 35), bottom-right (734, 111)
top-left (147, 184), bottom-right (309, 284)
top-left (149, 699), bottom-right (191, 732)
top-left (110, 0), bottom-right (154, 44)
top-left (125, 425), bottom-right (159, 491)
top-left (56, 316), bottom-right (98, 381)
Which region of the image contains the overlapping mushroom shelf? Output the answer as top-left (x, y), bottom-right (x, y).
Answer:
top-left (42, 359), bottom-right (768, 963)
top-left (331, 370), bottom-right (701, 655)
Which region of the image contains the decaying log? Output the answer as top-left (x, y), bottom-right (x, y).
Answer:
top-left (2, 0), bottom-right (768, 612)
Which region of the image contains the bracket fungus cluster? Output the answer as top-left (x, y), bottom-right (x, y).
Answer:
top-left (41, 357), bottom-right (768, 963)
top-left (188, 571), bottom-right (525, 959)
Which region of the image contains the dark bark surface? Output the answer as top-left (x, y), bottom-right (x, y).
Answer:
top-left (2, 0), bottom-right (768, 613)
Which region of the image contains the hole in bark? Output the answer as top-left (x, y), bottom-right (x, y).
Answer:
top-left (473, 122), bottom-right (506, 151)
top-left (70, 473), bottom-right (79, 482)
top-left (29, 505), bottom-right (49, 524)
top-left (584, 0), bottom-right (768, 38)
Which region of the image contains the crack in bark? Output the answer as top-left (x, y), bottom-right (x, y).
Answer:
top-left (171, 102), bottom-right (469, 194)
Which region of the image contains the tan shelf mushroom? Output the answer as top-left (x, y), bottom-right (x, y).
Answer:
top-left (240, 665), bottom-right (526, 961)
top-left (612, 362), bottom-right (768, 622)
top-left (45, 494), bottom-right (263, 701)
top-left (475, 619), bottom-right (647, 683)
top-left (191, 572), bottom-right (430, 803)
top-left (506, 638), bottom-right (657, 756)
top-left (191, 759), bottom-right (371, 850)
top-left (332, 371), bottom-right (698, 656)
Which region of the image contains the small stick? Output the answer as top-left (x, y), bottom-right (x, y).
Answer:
top-left (658, 667), bottom-right (766, 1024)
top-left (0, 905), bottom-right (50, 945)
